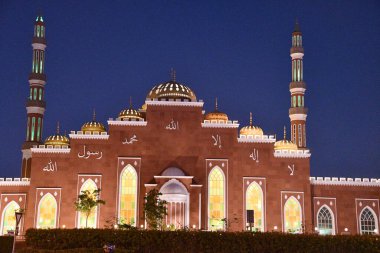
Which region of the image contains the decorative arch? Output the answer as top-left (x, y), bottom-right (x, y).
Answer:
top-left (208, 166), bottom-right (225, 230)
top-left (284, 196), bottom-right (302, 233)
top-left (118, 164), bottom-right (138, 226)
top-left (359, 206), bottom-right (379, 235)
top-left (317, 205), bottom-right (335, 235)
top-left (246, 181), bottom-right (264, 231)
top-left (0, 201), bottom-right (20, 235)
top-left (77, 179), bottom-right (98, 228)
top-left (36, 193), bottom-right (57, 229)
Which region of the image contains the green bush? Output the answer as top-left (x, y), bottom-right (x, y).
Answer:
top-left (25, 229), bottom-right (380, 253)
top-left (0, 236), bottom-right (13, 253)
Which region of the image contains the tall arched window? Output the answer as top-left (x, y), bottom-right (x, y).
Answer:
top-left (119, 165), bottom-right (137, 226)
top-left (78, 179), bottom-right (98, 228)
top-left (317, 206), bottom-right (335, 235)
top-left (360, 207), bottom-right (378, 235)
top-left (208, 166), bottom-right (225, 230)
top-left (246, 182), bottom-right (264, 231)
top-left (37, 193), bottom-right (57, 229)
top-left (1, 201), bottom-right (20, 235)
top-left (284, 196), bottom-right (302, 233)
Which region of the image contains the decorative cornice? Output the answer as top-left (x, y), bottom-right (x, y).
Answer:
top-left (202, 120), bottom-right (239, 128)
top-left (146, 100), bottom-right (204, 107)
top-left (238, 135), bottom-right (276, 143)
top-left (310, 177), bottom-right (380, 187)
top-left (0, 178), bottom-right (30, 186)
top-left (69, 131), bottom-right (109, 140)
top-left (107, 120), bottom-right (147, 126)
top-left (31, 145), bottom-right (71, 154)
top-left (274, 149), bottom-right (311, 158)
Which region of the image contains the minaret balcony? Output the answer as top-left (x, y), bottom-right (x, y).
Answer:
top-left (26, 100), bottom-right (46, 108)
top-left (289, 107), bottom-right (308, 115)
top-left (32, 37), bottom-right (47, 45)
top-left (289, 81), bottom-right (306, 89)
top-left (290, 47), bottom-right (304, 54)
top-left (29, 73), bottom-right (46, 81)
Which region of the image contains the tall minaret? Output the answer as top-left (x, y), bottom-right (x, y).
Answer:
top-left (289, 20), bottom-right (308, 148)
top-left (21, 14), bottom-right (47, 177)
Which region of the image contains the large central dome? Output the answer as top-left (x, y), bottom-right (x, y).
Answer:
top-left (146, 71), bottom-right (197, 102)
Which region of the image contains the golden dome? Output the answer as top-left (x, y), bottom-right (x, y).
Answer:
top-left (274, 127), bottom-right (298, 151)
top-left (45, 122), bottom-right (70, 146)
top-left (146, 69), bottom-right (197, 102)
top-left (119, 98), bottom-right (144, 121)
top-left (240, 112), bottom-right (264, 136)
top-left (81, 110), bottom-right (106, 133)
top-left (204, 98), bottom-right (229, 122)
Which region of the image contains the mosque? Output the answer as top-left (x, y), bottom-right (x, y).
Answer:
top-left (0, 15), bottom-right (379, 236)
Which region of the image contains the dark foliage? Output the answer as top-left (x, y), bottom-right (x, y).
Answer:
top-left (25, 229), bottom-right (380, 253)
top-left (0, 236), bottom-right (13, 253)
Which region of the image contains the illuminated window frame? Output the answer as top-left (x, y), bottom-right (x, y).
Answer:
top-left (208, 166), bottom-right (226, 231)
top-left (77, 179), bottom-right (98, 228)
top-left (245, 181), bottom-right (264, 231)
top-left (283, 196), bottom-right (302, 233)
top-left (36, 193), bottom-right (58, 229)
top-left (118, 164), bottom-right (138, 226)
top-left (0, 201), bottom-right (20, 235)
top-left (359, 207), bottom-right (378, 235)
top-left (317, 205), bottom-right (335, 235)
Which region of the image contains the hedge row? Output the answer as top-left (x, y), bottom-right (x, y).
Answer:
top-left (25, 229), bottom-right (380, 253)
top-left (0, 236), bottom-right (13, 253)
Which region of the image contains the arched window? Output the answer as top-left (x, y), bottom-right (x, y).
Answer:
top-left (78, 179), bottom-right (98, 228)
top-left (284, 196), bottom-right (302, 233)
top-left (119, 165), bottom-right (137, 225)
top-left (208, 166), bottom-right (225, 230)
top-left (1, 201), bottom-right (20, 235)
top-left (37, 193), bottom-right (57, 229)
top-left (360, 207), bottom-right (378, 235)
top-left (246, 182), bottom-right (264, 231)
top-left (317, 206), bottom-right (335, 235)
top-left (31, 117), bottom-right (35, 141)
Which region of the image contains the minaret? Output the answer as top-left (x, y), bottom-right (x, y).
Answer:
top-left (289, 20), bottom-right (308, 148)
top-left (21, 14), bottom-right (47, 177)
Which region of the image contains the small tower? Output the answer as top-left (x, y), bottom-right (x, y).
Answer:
top-left (289, 20), bottom-right (308, 148)
top-left (21, 14), bottom-right (47, 177)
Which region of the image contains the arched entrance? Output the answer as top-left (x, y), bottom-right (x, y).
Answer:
top-left (160, 179), bottom-right (189, 229)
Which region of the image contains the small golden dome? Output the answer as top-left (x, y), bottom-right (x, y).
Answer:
top-left (81, 110), bottom-right (106, 133)
top-left (119, 98), bottom-right (144, 121)
top-left (274, 126), bottom-right (298, 150)
top-left (205, 98), bottom-right (229, 122)
top-left (240, 112), bottom-right (264, 136)
top-left (45, 122), bottom-right (70, 146)
top-left (146, 69), bottom-right (197, 102)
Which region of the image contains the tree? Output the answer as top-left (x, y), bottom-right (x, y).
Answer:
top-left (143, 189), bottom-right (167, 230)
top-left (74, 189), bottom-right (105, 228)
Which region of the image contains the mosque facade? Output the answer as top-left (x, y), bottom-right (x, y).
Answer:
top-left (0, 16), bottom-right (379, 236)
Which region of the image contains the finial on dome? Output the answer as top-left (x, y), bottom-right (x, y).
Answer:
top-left (129, 96), bottom-right (132, 108)
top-left (215, 97), bottom-right (218, 111)
top-left (283, 126), bottom-right (287, 140)
top-left (56, 121), bottom-right (60, 134)
top-left (170, 68), bottom-right (176, 82)
top-left (92, 108), bottom-right (96, 121)
top-left (249, 112), bottom-right (253, 127)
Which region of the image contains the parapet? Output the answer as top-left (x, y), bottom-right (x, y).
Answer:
top-left (310, 177), bottom-right (380, 187)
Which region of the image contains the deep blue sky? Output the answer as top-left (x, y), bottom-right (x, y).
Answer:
top-left (0, 1), bottom-right (379, 178)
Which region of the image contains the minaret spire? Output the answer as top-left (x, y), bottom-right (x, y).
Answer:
top-left (283, 126), bottom-right (287, 140)
top-left (170, 68), bottom-right (176, 82)
top-left (56, 121), bottom-right (60, 134)
top-left (215, 97), bottom-right (218, 111)
top-left (289, 19), bottom-right (308, 148)
top-left (21, 13), bottom-right (48, 177)
top-left (249, 112), bottom-right (253, 127)
top-left (92, 108), bottom-right (96, 121)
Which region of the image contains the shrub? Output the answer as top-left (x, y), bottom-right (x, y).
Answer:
top-left (25, 229), bottom-right (380, 253)
top-left (0, 236), bottom-right (13, 253)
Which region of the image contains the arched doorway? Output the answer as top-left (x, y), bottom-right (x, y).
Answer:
top-left (160, 179), bottom-right (189, 229)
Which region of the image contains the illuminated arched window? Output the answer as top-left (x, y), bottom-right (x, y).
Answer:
top-left (119, 165), bottom-right (137, 225)
top-left (78, 179), bottom-right (98, 228)
top-left (317, 206), bottom-right (335, 235)
top-left (1, 201), bottom-right (20, 235)
top-left (246, 182), bottom-right (264, 231)
top-left (37, 193), bottom-right (57, 229)
top-left (360, 207), bottom-right (378, 235)
top-left (208, 166), bottom-right (225, 230)
top-left (284, 196), bottom-right (302, 233)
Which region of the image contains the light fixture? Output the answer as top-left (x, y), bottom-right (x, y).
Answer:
top-left (114, 224), bottom-right (118, 229)
top-left (344, 228), bottom-right (348, 232)
top-left (274, 226), bottom-right (278, 230)
top-left (314, 227), bottom-right (318, 231)
top-left (140, 224), bottom-right (144, 229)
top-left (192, 224), bottom-right (196, 229)
top-left (62, 225), bottom-right (66, 229)
top-left (374, 229), bottom-right (378, 233)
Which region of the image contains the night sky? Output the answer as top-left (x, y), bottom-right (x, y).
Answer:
top-left (0, 1), bottom-right (379, 179)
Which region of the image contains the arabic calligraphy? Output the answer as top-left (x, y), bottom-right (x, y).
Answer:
top-left (43, 160), bottom-right (57, 172)
top-left (212, 134), bottom-right (222, 149)
top-left (122, 134), bottom-right (138, 145)
top-left (165, 119), bottom-right (179, 130)
top-left (288, 164), bottom-right (295, 176)
top-left (78, 145), bottom-right (103, 159)
top-left (249, 149), bottom-right (259, 163)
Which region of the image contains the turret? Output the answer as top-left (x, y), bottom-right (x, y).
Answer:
top-left (289, 19), bottom-right (308, 148)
